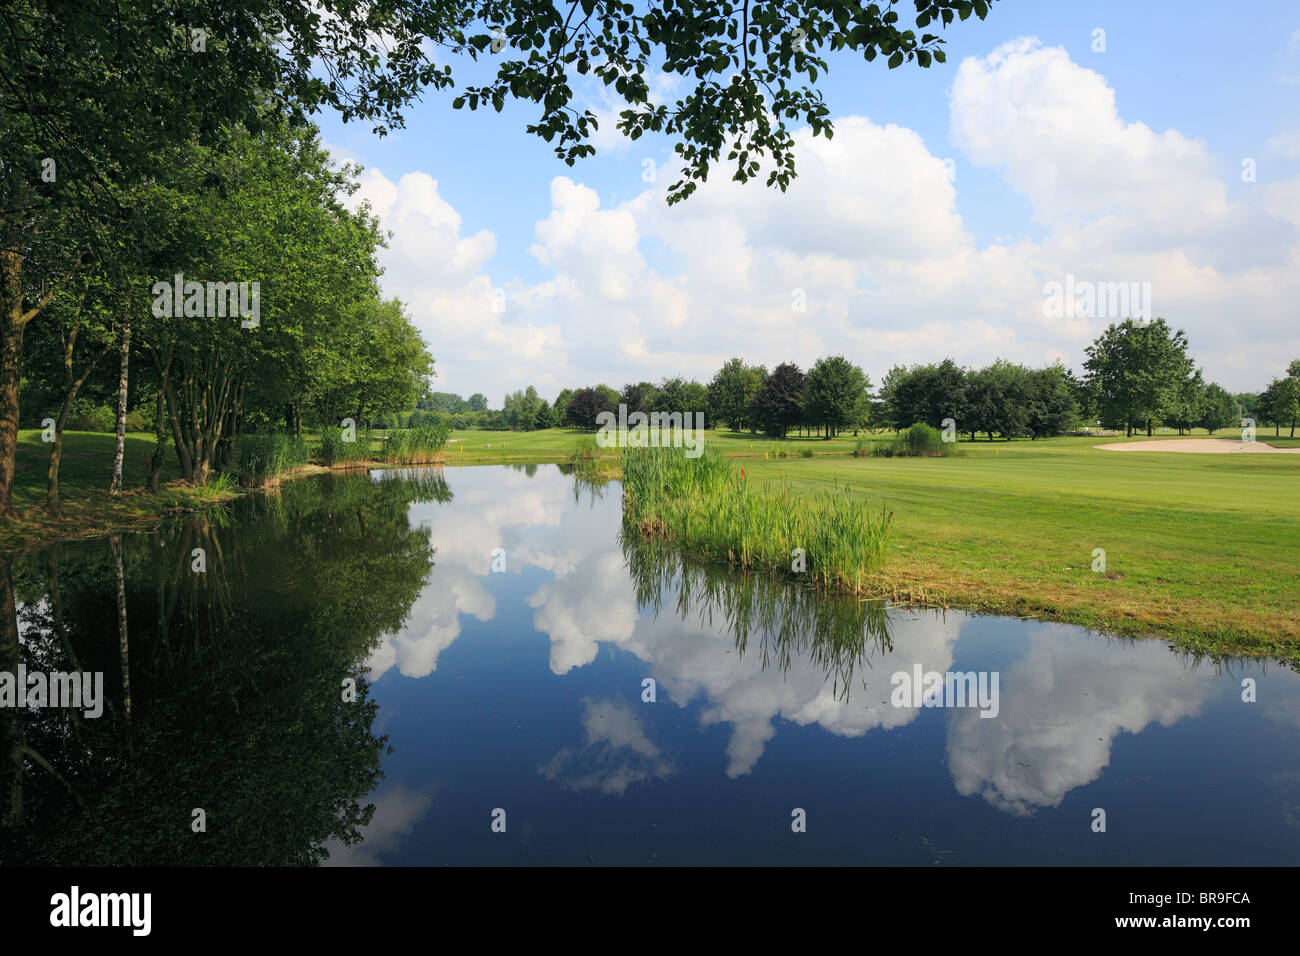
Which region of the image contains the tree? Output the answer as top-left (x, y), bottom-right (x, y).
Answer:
top-left (1163, 368), bottom-right (1205, 435)
top-left (654, 377), bottom-right (708, 416)
top-left (467, 393), bottom-right (489, 412)
top-left (1083, 319), bottom-right (1194, 437)
top-left (707, 358), bottom-right (765, 432)
top-left (619, 381), bottom-right (660, 413)
top-left (1269, 377), bottom-right (1300, 438)
top-left (966, 360), bottom-right (1030, 441)
top-left (1024, 364), bottom-right (1078, 439)
top-left (0, 0), bottom-right (462, 512)
top-left (564, 387), bottom-right (615, 430)
top-left (880, 359), bottom-right (967, 431)
top-left (552, 388), bottom-right (574, 425)
top-left (749, 363), bottom-right (806, 438)
top-left (1198, 384), bottom-right (1238, 435)
top-left (804, 355), bottom-right (869, 439)
top-left (502, 386), bottom-right (544, 430)
top-left (451, 1), bottom-right (994, 204)
top-left (346, 299), bottom-right (434, 427)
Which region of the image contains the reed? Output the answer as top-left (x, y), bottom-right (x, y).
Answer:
top-left (570, 435), bottom-right (621, 480)
top-left (620, 445), bottom-right (893, 593)
top-left (383, 422), bottom-right (451, 465)
top-left (317, 426), bottom-right (372, 465)
top-left (236, 433), bottom-right (310, 485)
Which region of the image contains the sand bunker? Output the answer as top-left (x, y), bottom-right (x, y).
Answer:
top-left (1093, 438), bottom-right (1300, 454)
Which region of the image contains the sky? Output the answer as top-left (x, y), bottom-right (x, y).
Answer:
top-left (315, 0), bottom-right (1300, 406)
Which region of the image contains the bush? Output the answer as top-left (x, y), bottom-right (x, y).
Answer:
top-left (872, 423), bottom-right (958, 458)
top-left (66, 403), bottom-right (117, 432)
top-left (800, 448), bottom-right (814, 458)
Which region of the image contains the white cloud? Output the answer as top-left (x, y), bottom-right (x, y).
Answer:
top-left (339, 38), bottom-right (1300, 398)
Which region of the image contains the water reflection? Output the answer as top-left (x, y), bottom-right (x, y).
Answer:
top-left (3, 464), bottom-right (1298, 865)
top-left (0, 470), bottom-right (446, 865)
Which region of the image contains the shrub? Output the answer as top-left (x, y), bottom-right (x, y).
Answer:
top-left (872, 423), bottom-right (960, 458)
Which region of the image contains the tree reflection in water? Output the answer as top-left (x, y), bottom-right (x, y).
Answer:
top-left (0, 468), bottom-right (450, 864)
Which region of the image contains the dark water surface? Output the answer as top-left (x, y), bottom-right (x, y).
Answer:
top-left (2, 464), bottom-right (1297, 866)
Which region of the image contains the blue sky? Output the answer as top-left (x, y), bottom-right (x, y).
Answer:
top-left (317, 0), bottom-right (1300, 403)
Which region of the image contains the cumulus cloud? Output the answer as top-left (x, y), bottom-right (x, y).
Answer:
top-left (540, 697), bottom-right (675, 795)
top-left (322, 784), bottom-right (433, 866)
top-left (340, 36), bottom-right (1300, 406)
top-left (946, 629), bottom-right (1211, 815)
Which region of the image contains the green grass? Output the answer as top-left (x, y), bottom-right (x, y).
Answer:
top-left (4, 429), bottom-right (240, 549)
top-left (738, 436), bottom-right (1300, 656)
top-left (10, 425), bottom-right (1297, 656)
top-left (443, 427), bottom-right (1300, 654)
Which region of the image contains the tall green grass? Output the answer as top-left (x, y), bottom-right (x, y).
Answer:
top-left (620, 445), bottom-right (893, 592)
top-left (317, 426), bottom-right (372, 466)
top-left (236, 434), bottom-right (310, 485)
top-left (383, 421), bottom-right (451, 465)
top-left (570, 435), bottom-right (620, 480)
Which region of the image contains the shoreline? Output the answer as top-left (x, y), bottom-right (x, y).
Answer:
top-left (5, 433), bottom-right (1297, 661)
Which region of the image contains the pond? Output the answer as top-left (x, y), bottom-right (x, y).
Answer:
top-left (1, 464), bottom-right (1297, 865)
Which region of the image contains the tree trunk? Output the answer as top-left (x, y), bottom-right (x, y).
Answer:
top-left (109, 323), bottom-right (131, 496)
top-left (0, 252), bottom-right (27, 515)
top-left (47, 353), bottom-right (108, 515)
top-left (148, 351), bottom-right (170, 494)
top-left (0, 552), bottom-right (24, 824)
top-left (161, 374), bottom-right (194, 481)
top-left (110, 534), bottom-right (132, 718)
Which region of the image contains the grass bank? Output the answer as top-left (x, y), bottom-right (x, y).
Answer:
top-left (4, 430), bottom-right (242, 550)
top-left (9, 426), bottom-right (1297, 658)
top-left (445, 427), bottom-right (1300, 656)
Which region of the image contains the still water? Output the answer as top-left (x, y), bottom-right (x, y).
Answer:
top-left (1, 464), bottom-right (1297, 865)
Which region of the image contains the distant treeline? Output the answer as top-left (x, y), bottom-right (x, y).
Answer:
top-left (420, 319), bottom-right (1300, 439)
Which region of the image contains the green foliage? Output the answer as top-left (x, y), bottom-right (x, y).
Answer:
top-left (317, 427), bottom-right (372, 466)
top-left (873, 423), bottom-right (958, 457)
top-left (749, 362), bottom-right (806, 438)
top-left (382, 422), bottom-right (451, 465)
top-left (1199, 384), bottom-right (1239, 435)
top-left (804, 355), bottom-right (870, 438)
top-left (621, 445), bottom-right (893, 591)
top-left (236, 434), bottom-right (310, 484)
top-left (707, 357), bottom-right (766, 432)
top-left (1083, 318), bottom-right (1195, 435)
top-left (565, 386), bottom-right (616, 430)
top-left (451, 0), bottom-right (997, 202)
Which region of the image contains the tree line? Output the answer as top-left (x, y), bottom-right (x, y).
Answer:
top-left (444, 319), bottom-right (1295, 440)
